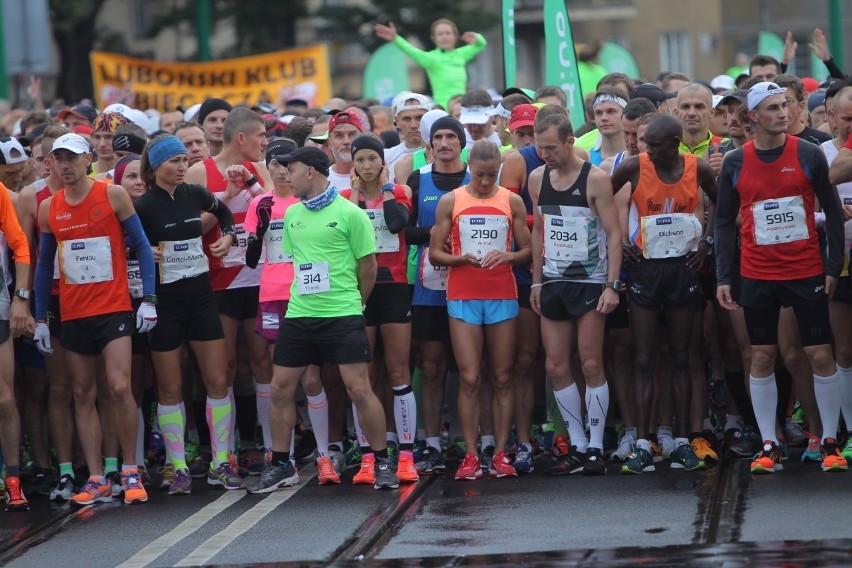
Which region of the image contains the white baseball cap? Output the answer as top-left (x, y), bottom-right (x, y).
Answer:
top-left (747, 81), bottom-right (787, 110)
top-left (459, 105), bottom-right (493, 125)
top-left (710, 74), bottom-right (736, 92)
top-left (104, 103), bottom-right (134, 121)
top-left (392, 91), bottom-right (433, 116)
top-left (50, 133), bottom-right (91, 155)
top-left (183, 103), bottom-right (202, 123)
top-left (0, 137), bottom-right (28, 165)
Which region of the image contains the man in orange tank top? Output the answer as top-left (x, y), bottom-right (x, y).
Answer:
top-left (32, 134), bottom-right (158, 507)
top-left (611, 115), bottom-right (717, 474)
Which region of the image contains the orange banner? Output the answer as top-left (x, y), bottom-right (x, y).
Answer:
top-left (90, 45), bottom-right (332, 112)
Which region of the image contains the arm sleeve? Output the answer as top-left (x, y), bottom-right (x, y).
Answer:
top-left (383, 186), bottom-right (410, 234)
top-left (34, 232), bottom-right (56, 321)
top-left (822, 57), bottom-right (847, 80)
top-left (393, 36), bottom-right (435, 68)
top-left (245, 236), bottom-right (262, 269)
top-left (457, 33), bottom-right (487, 63)
top-left (121, 214), bottom-right (156, 296)
top-left (714, 155), bottom-right (742, 286)
top-left (193, 184), bottom-right (235, 233)
top-left (809, 152), bottom-right (845, 277)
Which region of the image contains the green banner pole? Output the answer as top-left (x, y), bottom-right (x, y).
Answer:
top-left (0, 0), bottom-right (8, 100)
top-left (502, 0), bottom-right (516, 88)
top-left (829, 0), bottom-right (844, 71)
top-left (543, 0), bottom-right (584, 128)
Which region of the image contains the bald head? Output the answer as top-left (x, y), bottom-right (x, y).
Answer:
top-left (646, 114), bottom-right (683, 140)
top-left (643, 114), bottom-right (683, 166)
top-left (835, 85), bottom-right (852, 105)
top-left (676, 83), bottom-right (712, 106)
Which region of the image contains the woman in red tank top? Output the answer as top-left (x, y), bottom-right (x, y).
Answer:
top-left (429, 140), bottom-right (532, 481)
top-left (340, 134), bottom-right (420, 483)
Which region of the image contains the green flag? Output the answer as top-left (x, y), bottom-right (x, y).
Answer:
top-left (597, 41), bottom-right (640, 78)
top-left (757, 31), bottom-right (785, 64)
top-left (543, 0), bottom-right (585, 128)
top-left (363, 43), bottom-right (410, 101)
top-left (502, 0), bottom-right (516, 88)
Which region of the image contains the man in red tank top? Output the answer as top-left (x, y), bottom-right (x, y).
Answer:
top-left (611, 114), bottom-right (717, 474)
top-left (185, 107), bottom-right (274, 469)
top-left (716, 81), bottom-right (848, 475)
top-left (32, 133), bottom-right (158, 507)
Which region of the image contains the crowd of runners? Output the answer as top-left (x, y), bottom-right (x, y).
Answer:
top-left (0, 20), bottom-right (851, 512)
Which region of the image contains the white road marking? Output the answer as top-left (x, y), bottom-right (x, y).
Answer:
top-left (174, 465), bottom-right (316, 566)
top-left (115, 491), bottom-right (245, 568)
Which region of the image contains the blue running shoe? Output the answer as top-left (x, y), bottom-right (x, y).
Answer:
top-left (512, 443), bottom-right (534, 474)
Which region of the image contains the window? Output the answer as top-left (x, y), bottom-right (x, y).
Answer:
top-left (659, 32), bottom-right (692, 76)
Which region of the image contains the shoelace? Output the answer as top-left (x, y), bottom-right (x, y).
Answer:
top-left (79, 479), bottom-right (105, 495)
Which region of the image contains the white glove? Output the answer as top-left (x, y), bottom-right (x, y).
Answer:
top-left (34, 322), bottom-right (52, 355)
top-left (136, 301), bottom-right (158, 333)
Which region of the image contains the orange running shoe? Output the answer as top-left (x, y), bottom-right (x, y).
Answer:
top-left (4, 477), bottom-right (29, 512)
top-left (71, 476), bottom-right (113, 507)
top-left (396, 450), bottom-right (419, 483)
top-left (691, 435), bottom-right (718, 464)
top-left (750, 441), bottom-right (783, 474)
top-left (454, 452), bottom-right (483, 481)
top-left (352, 453), bottom-right (376, 485)
top-left (122, 469), bottom-right (149, 504)
top-left (317, 456), bottom-right (341, 485)
top-left (820, 438), bottom-right (849, 472)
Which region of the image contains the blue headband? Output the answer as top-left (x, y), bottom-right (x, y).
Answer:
top-left (148, 136), bottom-right (186, 170)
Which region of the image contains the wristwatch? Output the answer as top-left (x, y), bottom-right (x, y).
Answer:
top-left (14, 288), bottom-right (29, 300)
top-left (604, 280), bottom-right (626, 292)
top-left (244, 176), bottom-right (259, 188)
top-left (701, 235), bottom-right (714, 246)
top-left (381, 183), bottom-right (395, 193)
top-left (142, 294), bottom-right (158, 305)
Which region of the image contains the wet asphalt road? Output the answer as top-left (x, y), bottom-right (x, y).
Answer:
top-left (2, 449), bottom-right (852, 567)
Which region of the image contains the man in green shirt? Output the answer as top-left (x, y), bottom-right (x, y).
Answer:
top-left (247, 147), bottom-right (399, 493)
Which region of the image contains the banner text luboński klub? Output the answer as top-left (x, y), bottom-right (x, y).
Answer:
top-left (90, 45), bottom-right (332, 112)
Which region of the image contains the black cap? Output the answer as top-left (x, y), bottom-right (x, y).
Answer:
top-left (276, 146), bottom-right (331, 177)
top-left (719, 90), bottom-right (747, 106)
top-left (57, 103), bottom-right (98, 124)
top-left (266, 138), bottom-right (298, 166)
top-left (629, 83), bottom-right (677, 108)
top-left (198, 98), bottom-right (233, 125)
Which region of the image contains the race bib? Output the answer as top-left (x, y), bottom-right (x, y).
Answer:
top-left (640, 213), bottom-right (702, 259)
top-left (53, 253), bottom-right (60, 280)
top-left (419, 247), bottom-right (448, 291)
top-left (459, 215), bottom-right (510, 258)
top-left (59, 236), bottom-right (114, 285)
top-left (264, 221), bottom-right (292, 264)
top-left (752, 196), bottom-right (808, 246)
top-left (127, 259), bottom-right (143, 299)
top-left (367, 209), bottom-right (399, 252)
top-left (223, 224), bottom-right (249, 267)
top-left (543, 214), bottom-right (589, 262)
top-left (296, 262), bottom-right (330, 295)
top-left (160, 237), bottom-right (209, 284)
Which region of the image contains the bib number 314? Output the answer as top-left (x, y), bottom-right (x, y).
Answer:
top-left (296, 262), bottom-right (330, 295)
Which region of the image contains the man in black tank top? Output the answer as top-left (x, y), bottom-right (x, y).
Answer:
top-left (528, 112), bottom-right (623, 475)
